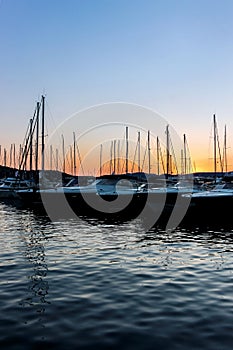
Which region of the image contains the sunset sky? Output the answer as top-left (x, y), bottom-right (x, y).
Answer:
top-left (1, 0), bottom-right (233, 173)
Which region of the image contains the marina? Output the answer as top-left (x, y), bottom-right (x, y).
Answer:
top-left (1, 100), bottom-right (233, 350)
top-left (1, 95), bottom-right (233, 228)
top-left (2, 1), bottom-right (233, 349)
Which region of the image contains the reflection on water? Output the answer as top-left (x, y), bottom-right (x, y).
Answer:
top-left (19, 223), bottom-right (49, 315)
top-left (1, 201), bottom-right (233, 349)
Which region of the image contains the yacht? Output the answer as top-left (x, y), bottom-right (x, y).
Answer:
top-left (181, 182), bottom-right (233, 223)
top-left (0, 177), bottom-right (35, 199)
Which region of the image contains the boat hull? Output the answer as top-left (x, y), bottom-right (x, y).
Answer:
top-left (181, 194), bottom-right (233, 225)
top-left (16, 189), bottom-right (190, 227)
top-left (17, 188), bottom-right (233, 227)
top-left (0, 190), bottom-right (19, 199)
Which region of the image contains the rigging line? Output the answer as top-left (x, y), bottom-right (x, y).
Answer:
top-left (75, 142), bottom-right (85, 175)
top-left (169, 133), bottom-right (178, 175)
top-left (159, 142), bottom-right (166, 175)
top-left (216, 127), bottom-right (223, 172)
top-left (141, 144), bottom-right (147, 172)
top-left (21, 104), bottom-right (38, 153)
top-left (19, 107), bottom-right (39, 172)
top-left (131, 140), bottom-right (138, 173)
top-left (45, 99), bottom-right (59, 140)
top-left (184, 136), bottom-right (193, 173)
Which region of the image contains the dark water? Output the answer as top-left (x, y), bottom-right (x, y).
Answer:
top-left (1, 201), bottom-right (233, 350)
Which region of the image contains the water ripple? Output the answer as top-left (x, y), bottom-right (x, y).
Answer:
top-left (1, 203), bottom-right (233, 349)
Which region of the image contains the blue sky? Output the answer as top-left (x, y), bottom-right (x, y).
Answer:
top-left (1, 0), bottom-right (233, 170)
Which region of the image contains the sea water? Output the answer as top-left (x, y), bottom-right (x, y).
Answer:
top-left (1, 200), bottom-right (233, 350)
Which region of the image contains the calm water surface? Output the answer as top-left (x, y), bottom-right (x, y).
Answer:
top-left (1, 201), bottom-right (233, 350)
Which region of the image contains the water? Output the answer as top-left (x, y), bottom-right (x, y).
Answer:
top-left (1, 201), bottom-right (233, 350)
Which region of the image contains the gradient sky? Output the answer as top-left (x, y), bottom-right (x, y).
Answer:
top-left (1, 0), bottom-right (233, 172)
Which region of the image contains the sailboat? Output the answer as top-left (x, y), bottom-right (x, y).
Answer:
top-left (181, 114), bottom-right (233, 224)
top-left (0, 101), bottom-right (41, 199)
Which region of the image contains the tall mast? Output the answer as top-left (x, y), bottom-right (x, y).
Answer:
top-left (166, 125), bottom-right (170, 178)
top-left (41, 95), bottom-right (45, 172)
top-left (125, 126), bottom-right (128, 173)
top-left (100, 144), bottom-right (103, 176)
top-left (29, 118), bottom-right (33, 171)
top-left (117, 140), bottom-right (120, 174)
top-left (69, 145), bottom-right (73, 175)
top-left (62, 134), bottom-right (65, 173)
top-left (183, 134), bottom-right (187, 175)
top-left (113, 140), bottom-right (116, 174)
top-left (4, 148), bottom-right (6, 167)
top-left (56, 148), bottom-right (58, 171)
top-left (13, 144), bottom-right (16, 169)
top-left (224, 124), bottom-right (227, 172)
top-left (10, 144), bottom-right (12, 168)
top-left (156, 137), bottom-right (160, 175)
top-left (110, 141), bottom-right (113, 174)
top-left (148, 130), bottom-right (151, 174)
top-left (35, 102), bottom-right (40, 172)
top-left (213, 114), bottom-right (217, 182)
top-left (73, 132), bottom-right (76, 176)
top-left (138, 131), bottom-right (141, 172)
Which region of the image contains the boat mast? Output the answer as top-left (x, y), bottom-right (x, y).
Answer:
top-left (69, 145), bottom-right (73, 175)
top-left (213, 114), bottom-right (217, 183)
top-left (156, 136), bottom-right (160, 175)
top-left (73, 132), bottom-right (76, 176)
top-left (184, 134), bottom-right (187, 175)
top-left (41, 95), bottom-right (45, 172)
top-left (18, 144), bottom-right (22, 169)
top-left (56, 148), bottom-right (58, 171)
top-left (35, 102), bottom-right (40, 173)
top-left (10, 144), bottom-right (12, 168)
top-left (62, 134), bottom-right (65, 173)
top-left (138, 131), bottom-right (141, 172)
top-left (125, 126), bottom-right (129, 173)
top-left (223, 124), bottom-right (227, 172)
top-left (4, 148), bottom-right (6, 167)
top-left (113, 140), bottom-right (116, 174)
top-left (29, 118), bottom-right (33, 172)
top-left (110, 141), bottom-right (113, 174)
top-left (100, 144), bottom-right (103, 176)
top-left (148, 130), bottom-right (151, 174)
top-left (117, 140), bottom-right (120, 174)
top-left (166, 125), bottom-right (170, 179)
top-left (13, 144), bottom-right (16, 169)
